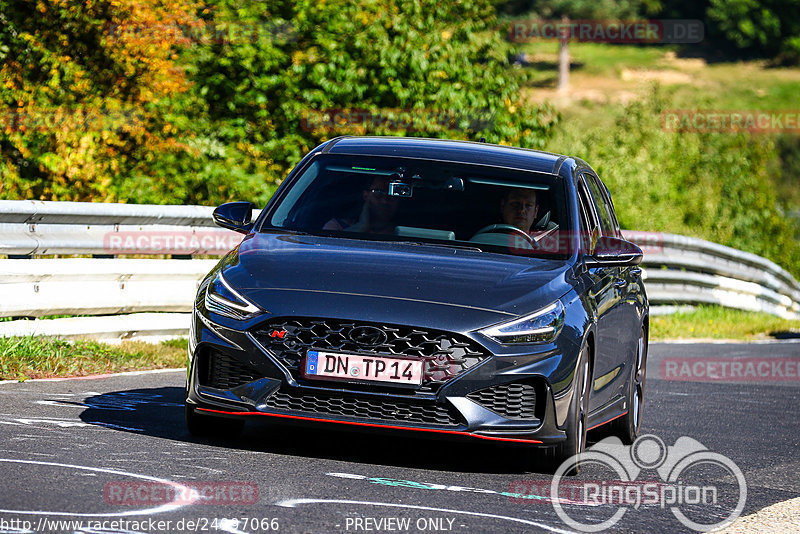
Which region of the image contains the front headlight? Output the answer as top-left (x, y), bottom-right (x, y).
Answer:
top-left (204, 271), bottom-right (261, 320)
top-left (480, 301), bottom-right (565, 344)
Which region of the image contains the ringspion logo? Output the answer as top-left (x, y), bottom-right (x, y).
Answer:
top-left (551, 435), bottom-right (746, 532)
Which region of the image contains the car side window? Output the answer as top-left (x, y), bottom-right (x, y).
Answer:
top-left (594, 175), bottom-right (622, 237)
top-left (577, 178), bottom-right (599, 253)
top-left (583, 173), bottom-right (617, 237)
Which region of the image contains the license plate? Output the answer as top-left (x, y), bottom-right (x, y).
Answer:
top-left (303, 350), bottom-right (423, 386)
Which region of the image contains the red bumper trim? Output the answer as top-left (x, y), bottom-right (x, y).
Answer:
top-left (588, 410), bottom-right (628, 431)
top-left (196, 407), bottom-right (543, 444)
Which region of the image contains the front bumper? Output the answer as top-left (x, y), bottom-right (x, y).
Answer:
top-left (186, 310), bottom-right (579, 446)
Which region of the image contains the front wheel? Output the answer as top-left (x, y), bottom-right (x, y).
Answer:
top-left (185, 403), bottom-right (245, 437)
top-left (610, 326), bottom-right (647, 443)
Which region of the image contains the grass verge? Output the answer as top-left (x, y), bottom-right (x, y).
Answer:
top-left (0, 337), bottom-right (186, 381)
top-left (650, 305), bottom-right (800, 341)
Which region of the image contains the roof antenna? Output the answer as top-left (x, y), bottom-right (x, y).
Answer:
top-left (479, 137), bottom-right (486, 143)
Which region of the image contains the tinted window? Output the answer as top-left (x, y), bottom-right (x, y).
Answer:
top-left (577, 179), bottom-right (598, 252)
top-left (583, 173), bottom-right (617, 237)
top-left (264, 154), bottom-right (573, 258)
top-left (599, 178), bottom-right (622, 235)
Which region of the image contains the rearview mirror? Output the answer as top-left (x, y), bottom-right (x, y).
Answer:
top-left (587, 236), bottom-right (643, 266)
top-left (213, 202), bottom-right (256, 234)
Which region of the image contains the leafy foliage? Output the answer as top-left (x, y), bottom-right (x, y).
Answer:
top-left (708, 0), bottom-right (800, 64)
top-left (126, 0), bottom-right (558, 206)
top-left (1, 0), bottom-right (557, 206)
top-left (0, 0), bottom-right (198, 201)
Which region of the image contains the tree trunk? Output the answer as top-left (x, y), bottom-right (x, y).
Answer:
top-left (557, 15), bottom-right (570, 93)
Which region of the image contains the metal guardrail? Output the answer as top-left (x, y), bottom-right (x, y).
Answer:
top-left (0, 258), bottom-right (218, 317)
top-left (0, 200), bottom-right (797, 342)
top-left (0, 199), bottom-right (220, 226)
top-left (0, 312), bottom-right (191, 344)
top-left (622, 231), bottom-right (800, 320)
top-left (0, 199), bottom-right (254, 256)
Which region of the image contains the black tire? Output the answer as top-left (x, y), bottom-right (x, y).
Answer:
top-left (548, 345), bottom-right (591, 475)
top-left (610, 326), bottom-right (647, 444)
top-left (185, 403), bottom-right (245, 437)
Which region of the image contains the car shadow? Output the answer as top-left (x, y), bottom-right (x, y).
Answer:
top-left (73, 386), bottom-right (573, 475)
top-left (770, 330), bottom-right (800, 339)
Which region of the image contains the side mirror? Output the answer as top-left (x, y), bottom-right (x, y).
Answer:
top-left (213, 202), bottom-right (256, 234)
top-left (587, 236), bottom-right (643, 266)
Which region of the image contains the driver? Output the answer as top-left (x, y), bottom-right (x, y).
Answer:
top-left (500, 187), bottom-right (539, 233)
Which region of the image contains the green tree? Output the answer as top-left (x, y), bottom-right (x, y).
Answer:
top-left (0, 0), bottom-right (198, 201)
top-left (2, 0), bottom-right (557, 206)
top-left (707, 0), bottom-right (800, 64)
top-left (122, 0), bottom-right (558, 205)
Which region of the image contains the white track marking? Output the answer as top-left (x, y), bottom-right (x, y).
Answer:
top-left (89, 422), bottom-right (145, 432)
top-left (276, 498), bottom-right (575, 533)
top-left (325, 472), bottom-right (597, 506)
top-left (0, 459), bottom-right (198, 517)
top-left (14, 418), bottom-right (92, 428)
top-left (0, 415), bottom-right (142, 432)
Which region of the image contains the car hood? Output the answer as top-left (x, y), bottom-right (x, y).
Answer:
top-left (222, 232), bottom-right (575, 328)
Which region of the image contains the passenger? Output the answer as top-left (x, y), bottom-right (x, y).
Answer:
top-left (323, 176), bottom-right (400, 234)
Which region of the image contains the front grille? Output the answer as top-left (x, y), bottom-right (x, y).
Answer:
top-left (204, 351), bottom-right (263, 390)
top-left (467, 381), bottom-right (538, 420)
top-left (252, 318), bottom-right (488, 391)
top-left (264, 388), bottom-right (462, 427)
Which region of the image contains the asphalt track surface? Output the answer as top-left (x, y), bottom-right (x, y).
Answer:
top-left (0, 341), bottom-right (798, 534)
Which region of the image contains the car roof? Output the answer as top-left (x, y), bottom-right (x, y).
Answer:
top-left (320, 136), bottom-right (569, 175)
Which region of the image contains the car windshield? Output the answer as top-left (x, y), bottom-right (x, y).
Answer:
top-left (263, 154), bottom-right (573, 258)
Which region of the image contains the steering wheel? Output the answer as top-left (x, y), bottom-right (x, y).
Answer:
top-left (470, 224), bottom-right (539, 249)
